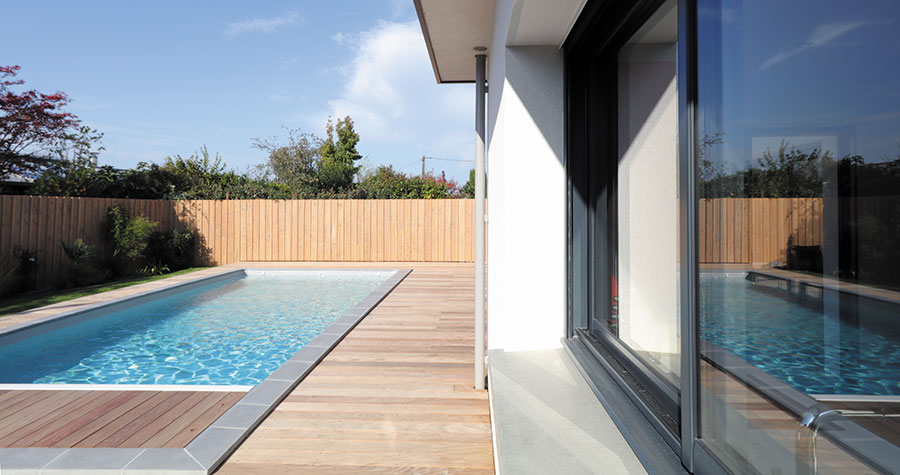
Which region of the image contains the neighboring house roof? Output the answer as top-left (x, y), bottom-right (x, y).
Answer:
top-left (0, 173), bottom-right (34, 184)
top-left (413, 0), bottom-right (587, 84)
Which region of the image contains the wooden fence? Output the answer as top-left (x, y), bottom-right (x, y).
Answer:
top-left (0, 196), bottom-right (476, 289)
top-left (699, 198), bottom-right (823, 267)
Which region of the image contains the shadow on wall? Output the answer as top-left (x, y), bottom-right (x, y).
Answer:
top-left (172, 203), bottom-right (214, 267)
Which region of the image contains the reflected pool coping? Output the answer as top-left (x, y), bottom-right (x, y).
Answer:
top-left (701, 340), bottom-right (900, 473)
top-left (0, 266), bottom-right (412, 475)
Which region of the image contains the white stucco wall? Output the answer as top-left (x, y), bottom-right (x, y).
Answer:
top-left (616, 43), bottom-right (680, 377)
top-left (486, 0), bottom-right (566, 352)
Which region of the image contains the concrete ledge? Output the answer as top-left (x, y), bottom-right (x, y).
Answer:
top-left (488, 347), bottom-right (647, 475)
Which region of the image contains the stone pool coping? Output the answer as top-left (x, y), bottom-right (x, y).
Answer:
top-left (0, 266), bottom-right (412, 475)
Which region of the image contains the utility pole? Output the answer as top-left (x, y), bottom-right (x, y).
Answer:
top-left (421, 155), bottom-right (426, 178)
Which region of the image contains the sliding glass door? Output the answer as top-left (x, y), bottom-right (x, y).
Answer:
top-left (695, 0), bottom-right (900, 472)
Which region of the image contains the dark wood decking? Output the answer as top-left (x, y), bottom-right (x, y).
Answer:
top-left (0, 390), bottom-right (243, 448)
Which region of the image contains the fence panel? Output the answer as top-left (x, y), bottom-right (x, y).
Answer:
top-left (698, 197), bottom-right (824, 266)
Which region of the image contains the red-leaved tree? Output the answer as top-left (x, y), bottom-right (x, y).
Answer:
top-left (0, 65), bottom-right (78, 177)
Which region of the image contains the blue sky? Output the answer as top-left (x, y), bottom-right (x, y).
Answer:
top-left (698, 0), bottom-right (900, 170)
top-left (0, 1), bottom-right (475, 182)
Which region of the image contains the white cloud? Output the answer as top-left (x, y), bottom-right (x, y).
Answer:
top-left (761, 22), bottom-right (864, 70)
top-left (224, 11), bottom-right (302, 38)
top-left (386, 0), bottom-right (414, 19)
top-left (331, 32), bottom-right (348, 45)
top-left (322, 21), bottom-right (472, 147)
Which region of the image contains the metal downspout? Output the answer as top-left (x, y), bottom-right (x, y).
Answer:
top-left (475, 52), bottom-right (487, 390)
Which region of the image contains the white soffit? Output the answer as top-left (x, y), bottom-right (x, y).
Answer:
top-left (414, 0), bottom-right (495, 83)
top-left (507, 0), bottom-right (587, 46)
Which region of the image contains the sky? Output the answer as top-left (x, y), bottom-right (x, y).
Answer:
top-left (697, 0), bottom-right (900, 170)
top-left (0, 0), bottom-right (476, 183)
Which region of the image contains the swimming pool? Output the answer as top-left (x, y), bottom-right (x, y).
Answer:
top-left (0, 269), bottom-right (395, 386)
top-left (700, 272), bottom-right (900, 396)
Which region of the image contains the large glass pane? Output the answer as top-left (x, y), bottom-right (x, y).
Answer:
top-left (610, 0), bottom-right (681, 387)
top-left (697, 0), bottom-right (900, 472)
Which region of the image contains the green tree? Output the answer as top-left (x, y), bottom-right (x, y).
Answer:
top-left (30, 126), bottom-right (107, 196)
top-left (251, 127), bottom-right (321, 197)
top-left (700, 139), bottom-right (835, 198)
top-left (318, 116), bottom-right (362, 191)
top-left (460, 168), bottom-right (486, 198)
top-left (356, 165), bottom-right (458, 199)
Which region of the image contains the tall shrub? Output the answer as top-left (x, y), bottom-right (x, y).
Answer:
top-left (104, 206), bottom-right (158, 276)
top-left (59, 238), bottom-right (106, 288)
top-left (145, 228), bottom-right (196, 271)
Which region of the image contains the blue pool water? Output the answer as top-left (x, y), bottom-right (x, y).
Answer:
top-left (700, 273), bottom-right (900, 396)
top-left (0, 270), bottom-right (393, 386)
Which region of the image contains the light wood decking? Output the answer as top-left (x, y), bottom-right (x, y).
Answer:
top-left (0, 389), bottom-right (243, 448)
top-left (217, 263), bottom-right (494, 474)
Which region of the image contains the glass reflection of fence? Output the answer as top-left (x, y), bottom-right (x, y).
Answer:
top-left (700, 198), bottom-right (823, 267)
top-left (700, 197), bottom-right (900, 273)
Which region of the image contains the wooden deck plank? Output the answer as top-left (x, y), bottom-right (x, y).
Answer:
top-left (32, 391), bottom-right (144, 447)
top-left (74, 391), bottom-right (171, 447)
top-left (95, 391), bottom-right (193, 447)
top-left (162, 392), bottom-right (246, 448)
top-left (0, 391), bottom-right (91, 444)
top-left (8, 391), bottom-right (124, 448)
top-left (0, 389), bottom-right (55, 413)
top-left (0, 390), bottom-right (242, 449)
top-left (156, 392), bottom-right (244, 448)
top-left (118, 391), bottom-right (211, 448)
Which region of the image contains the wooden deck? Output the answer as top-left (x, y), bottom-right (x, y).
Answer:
top-left (217, 263), bottom-right (494, 474)
top-left (0, 389), bottom-right (242, 448)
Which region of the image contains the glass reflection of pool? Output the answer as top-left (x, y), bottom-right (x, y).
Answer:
top-left (700, 273), bottom-right (900, 396)
top-left (0, 270), bottom-right (393, 386)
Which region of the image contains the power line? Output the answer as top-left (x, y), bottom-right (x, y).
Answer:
top-left (424, 156), bottom-right (474, 163)
top-left (398, 158), bottom-right (422, 170)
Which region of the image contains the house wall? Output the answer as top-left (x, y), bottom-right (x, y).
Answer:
top-left (616, 42), bottom-right (680, 367)
top-left (486, 0), bottom-right (567, 351)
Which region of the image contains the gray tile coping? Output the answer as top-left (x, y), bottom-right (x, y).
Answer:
top-left (0, 448), bottom-right (68, 475)
top-left (42, 448), bottom-right (145, 474)
top-left (0, 267), bottom-right (412, 475)
top-left (122, 449), bottom-right (205, 475)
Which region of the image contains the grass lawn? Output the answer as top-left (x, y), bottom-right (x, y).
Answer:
top-left (0, 267), bottom-right (208, 317)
